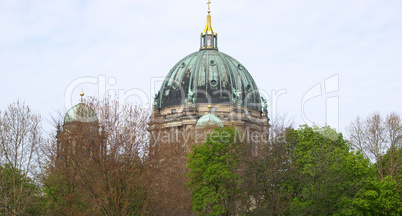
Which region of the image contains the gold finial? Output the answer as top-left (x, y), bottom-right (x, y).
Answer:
top-left (208, 105), bottom-right (212, 113)
top-left (80, 91), bottom-right (84, 103)
top-left (202, 0), bottom-right (215, 36)
top-left (200, 0), bottom-right (218, 50)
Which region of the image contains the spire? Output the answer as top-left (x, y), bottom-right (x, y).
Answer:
top-left (202, 14), bottom-right (215, 35)
top-left (200, 0), bottom-right (218, 50)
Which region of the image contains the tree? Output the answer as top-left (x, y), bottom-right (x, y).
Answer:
top-left (186, 127), bottom-right (246, 215)
top-left (287, 125), bottom-right (373, 215)
top-left (343, 176), bottom-right (402, 215)
top-left (0, 102), bottom-right (42, 215)
top-left (147, 133), bottom-right (193, 215)
top-left (268, 113), bottom-right (294, 140)
top-left (383, 113), bottom-right (402, 179)
top-left (347, 112), bottom-right (402, 180)
top-left (381, 146), bottom-right (402, 186)
top-left (0, 164), bottom-right (43, 215)
top-left (346, 112), bottom-right (402, 215)
top-left (41, 98), bottom-right (157, 215)
top-left (244, 128), bottom-right (296, 215)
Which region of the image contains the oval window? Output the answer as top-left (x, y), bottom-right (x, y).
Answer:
top-left (210, 60), bottom-right (216, 66)
top-left (210, 79), bottom-right (217, 86)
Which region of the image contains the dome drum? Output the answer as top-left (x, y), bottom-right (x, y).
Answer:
top-left (150, 103), bottom-right (268, 131)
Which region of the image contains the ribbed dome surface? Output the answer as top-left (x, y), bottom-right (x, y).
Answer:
top-left (196, 113), bottom-right (224, 128)
top-left (155, 49), bottom-right (261, 110)
top-left (64, 103), bottom-right (98, 124)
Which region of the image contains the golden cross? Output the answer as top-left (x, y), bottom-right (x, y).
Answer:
top-left (207, 0), bottom-right (211, 14)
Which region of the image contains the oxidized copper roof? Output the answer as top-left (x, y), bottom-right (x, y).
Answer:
top-left (155, 49), bottom-right (262, 111)
top-left (64, 103), bottom-right (98, 124)
top-left (196, 113), bottom-right (224, 128)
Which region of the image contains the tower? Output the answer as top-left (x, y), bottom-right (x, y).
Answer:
top-left (56, 92), bottom-right (103, 159)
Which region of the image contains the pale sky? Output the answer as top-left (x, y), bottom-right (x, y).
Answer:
top-left (1, 0), bottom-right (402, 135)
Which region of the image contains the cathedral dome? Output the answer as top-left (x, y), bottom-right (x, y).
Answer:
top-left (64, 92), bottom-right (98, 124)
top-left (154, 8), bottom-right (262, 112)
top-left (148, 2), bottom-right (270, 154)
top-left (64, 103), bottom-right (98, 124)
top-left (155, 50), bottom-right (261, 111)
top-left (196, 113), bottom-right (224, 128)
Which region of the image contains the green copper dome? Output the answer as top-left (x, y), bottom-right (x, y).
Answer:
top-left (154, 49), bottom-right (261, 110)
top-left (153, 6), bottom-right (262, 112)
top-left (64, 103), bottom-right (98, 124)
top-left (196, 113), bottom-right (224, 128)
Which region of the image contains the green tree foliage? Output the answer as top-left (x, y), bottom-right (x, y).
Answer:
top-left (186, 125), bottom-right (385, 215)
top-left (343, 176), bottom-right (402, 215)
top-left (0, 164), bottom-right (43, 215)
top-left (287, 125), bottom-right (373, 215)
top-left (186, 127), bottom-right (246, 215)
top-left (340, 147), bottom-right (402, 215)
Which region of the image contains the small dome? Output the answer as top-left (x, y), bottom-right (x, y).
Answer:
top-left (196, 113), bottom-right (224, 128)
top-left (64, 103), bottom-right (98, 124)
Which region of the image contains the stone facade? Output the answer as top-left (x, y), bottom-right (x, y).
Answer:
top-left (149, 103), bottom-right (269, 155)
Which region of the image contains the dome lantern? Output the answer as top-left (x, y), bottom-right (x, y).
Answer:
top-left (200, 0), bottom-right (218, 50)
